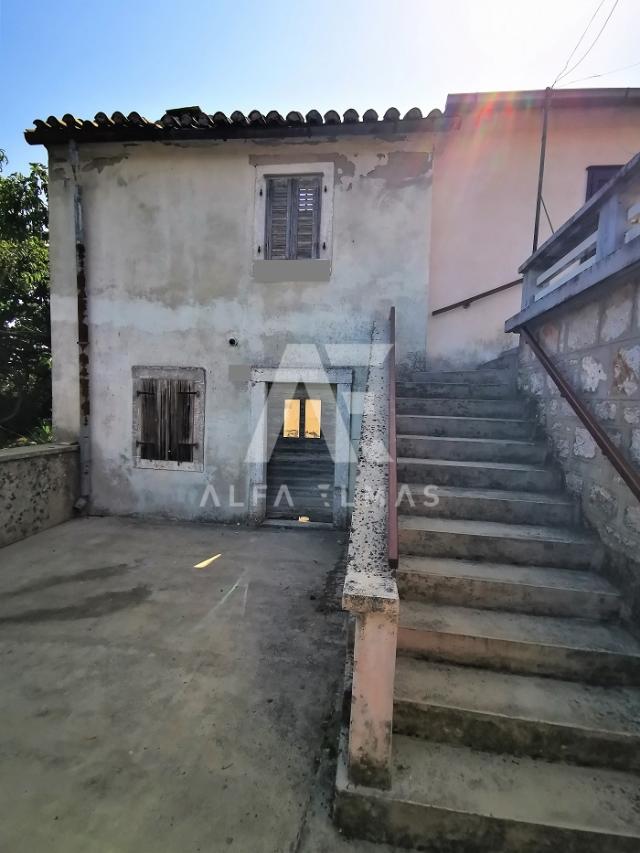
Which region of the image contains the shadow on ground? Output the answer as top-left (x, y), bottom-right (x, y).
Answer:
top-left (0, 517), bottom-right (399, 853)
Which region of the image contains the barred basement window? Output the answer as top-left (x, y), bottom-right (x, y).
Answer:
top-left (132, 367), bottom-right (205, 471)
top-left (265, 174), bottom-right (321, 259)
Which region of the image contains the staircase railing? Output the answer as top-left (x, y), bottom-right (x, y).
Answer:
top-left (520, 325), bottom-right (640, 503)
top-left (431, 277), bottom-right (523, 316)
top-left (388, 306), bottom-right (398, 570)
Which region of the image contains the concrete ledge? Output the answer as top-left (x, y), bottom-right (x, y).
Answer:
top-left (0, 442), bottom-right (78, 463)
top-left (0, 443), bottom-right (79, 548)
top-left (250, 366), bottom-right (352, 385)
top-left (252, 259), bottom-right (331, 283)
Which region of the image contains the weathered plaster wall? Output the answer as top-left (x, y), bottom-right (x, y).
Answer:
top-left (518, 272), bottom-right (640, 623)
top-left (429, 105), bottom-right (640, 368)
top-left (0, 445), bottom-right (79, 547)
top-left (48, 133), bottom-right (434, 521)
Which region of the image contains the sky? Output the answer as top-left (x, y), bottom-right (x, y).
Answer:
top-left (1, 0), bottom-right (639, 174)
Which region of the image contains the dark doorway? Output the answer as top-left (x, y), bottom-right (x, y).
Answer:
top-left (266, 383), bottom-right (336, 523)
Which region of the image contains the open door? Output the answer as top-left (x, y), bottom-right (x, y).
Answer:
top-left (266, 382), bottom-right (336, 523)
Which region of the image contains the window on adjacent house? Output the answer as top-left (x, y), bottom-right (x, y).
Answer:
top-left (265, 175), bottom-right (322, 259)
top-left (586, 165), bottom-right (622, 201)
top-left (132, 367), bottom-right (205, 471)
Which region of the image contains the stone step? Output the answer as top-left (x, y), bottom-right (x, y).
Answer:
top-left (398, 516), bottom-right (602, 569)
top-left (397, 434), bottom-right (548, 465)
top-left (397, 396), bottom-right (527, 419)
top-left (397, 557), bottom-right (620, 618)
top-left (398, 457), bottom-right (560, 492)
top-left (393, 657), bottom-right (640, 772)
top-left (481, 347), bottom-right (518, 370)
top-left (335, 734), bottom-right (640, 852)
top-left (396, 413), bottom-right (535, 440)
top-left (397, 484), bottom-right (577, 526)
top-left (397, 380), bottom-right (515, 399)
top-left (404, 368), bottom-right (516, 386)
top-left (397, 601), bottom-right (640, 685)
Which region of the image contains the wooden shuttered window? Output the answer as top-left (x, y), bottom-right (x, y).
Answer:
top-left (133, 367), bottom-right (204, 471)
top-left (136, 377), bottom-right (198, 464)
top-left (265, 175), bottom-right (321, 259)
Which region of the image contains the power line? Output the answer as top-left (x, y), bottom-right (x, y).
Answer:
top-left (559, 58), bottom-right (640, 86)
top-left (552, 0), bottom-right (607, 87)
top-left (555, 0), bottom-right (621, 86)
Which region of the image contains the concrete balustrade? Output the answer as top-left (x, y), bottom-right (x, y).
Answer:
top-left (341, 319), bottom-right (398, 788)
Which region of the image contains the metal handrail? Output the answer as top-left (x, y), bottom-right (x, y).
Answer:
top-left (388, 307), bottom-right (398, 570)
top-left (431, 277), bottom-right (523, 316)
top-left (520, 325), bottom-right (640, 502)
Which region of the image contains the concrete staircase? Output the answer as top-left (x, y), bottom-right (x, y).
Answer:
top-left (336, 364), bottom-right (640, 851)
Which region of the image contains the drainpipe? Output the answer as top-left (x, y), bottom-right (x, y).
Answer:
top-left (68, 141), bottom-right (91, 510)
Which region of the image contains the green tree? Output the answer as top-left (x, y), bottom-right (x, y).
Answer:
top-left (0, 151), bottom-right (51, 446)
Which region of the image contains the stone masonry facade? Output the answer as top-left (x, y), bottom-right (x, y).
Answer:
top-left (518, 271), bottom-right (640, 625)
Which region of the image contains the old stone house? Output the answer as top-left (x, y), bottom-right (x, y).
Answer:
top-left (24, 87), bottom-right (640, 527)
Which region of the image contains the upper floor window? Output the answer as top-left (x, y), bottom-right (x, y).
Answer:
top-left (265, 175), bottom-right (321, 259)
top-left (253, 162), bottom-right (335, 275)
top-left (586, 165), bottom-right (622, 201)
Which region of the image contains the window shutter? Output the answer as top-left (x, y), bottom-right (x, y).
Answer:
top-left (294, 176), bottom-right (321, 259)
top-left (265, 177), bottom-right (290, 259)
top-left (139, 378), bottom-right (158, 460)
top-left (265, 174), bottom-right (321, 259)
top-left (133, 367), bottom-right (204, 470)
top-left (175, 379), bottom-right (195, 463)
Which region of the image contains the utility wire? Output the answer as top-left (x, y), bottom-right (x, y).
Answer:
top-left (552, 0), bottom-right (607, 87)
top-left (555, 0), bottom-right (621, 86)
top-left (559, 58), bottom-right (640, 86)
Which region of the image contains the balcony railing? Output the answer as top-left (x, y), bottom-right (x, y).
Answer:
top-left (505, 150), bottom-right (640, 508)
top-left (511, 151), bottom-right (640, 321)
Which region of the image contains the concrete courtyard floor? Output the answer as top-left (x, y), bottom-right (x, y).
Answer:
top-left (0, 517), bottom-right (396, 853)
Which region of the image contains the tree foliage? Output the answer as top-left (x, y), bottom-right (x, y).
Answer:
top-left (0, 151), bottom-right (51, 446)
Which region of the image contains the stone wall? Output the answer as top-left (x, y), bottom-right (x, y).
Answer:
top-left (518, 272), bottom-right (640, 623)
top-left (0, 444), bottom-right (79, 548)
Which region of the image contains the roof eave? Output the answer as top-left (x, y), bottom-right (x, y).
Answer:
top-left (25, 116), bottom-right (459, 147)
top-left (445, 87), bottom-right (640, 115)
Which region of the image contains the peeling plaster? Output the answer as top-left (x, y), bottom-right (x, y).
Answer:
top-left (613, 345), bottom-right (640, 395)
top-left (364, 151), bottom-right (433, 188)
top-left (573, 427), bottom-right (597, 459)
top-left (248, 152), bottom-right (356, 185)
top-left (581, 356), bottom-right (607, 392)
top-left (81, 154), bottom-right (129, 173)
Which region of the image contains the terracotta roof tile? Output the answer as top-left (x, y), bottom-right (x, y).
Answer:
top-left (25, 105), bottom-right (454, 145)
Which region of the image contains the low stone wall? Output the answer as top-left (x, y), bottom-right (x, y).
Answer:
top-left (0, 444), bottom-right (79, 548)
top-left (518, 271), bottom-right (640, 622)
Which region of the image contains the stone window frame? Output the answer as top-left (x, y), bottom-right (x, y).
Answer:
top-left (252, 162), bottom-right (335, 283)
top-left (131, 366), bottom-right (205, 472)
top-left (247, 366), bottom-right (352, 527)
